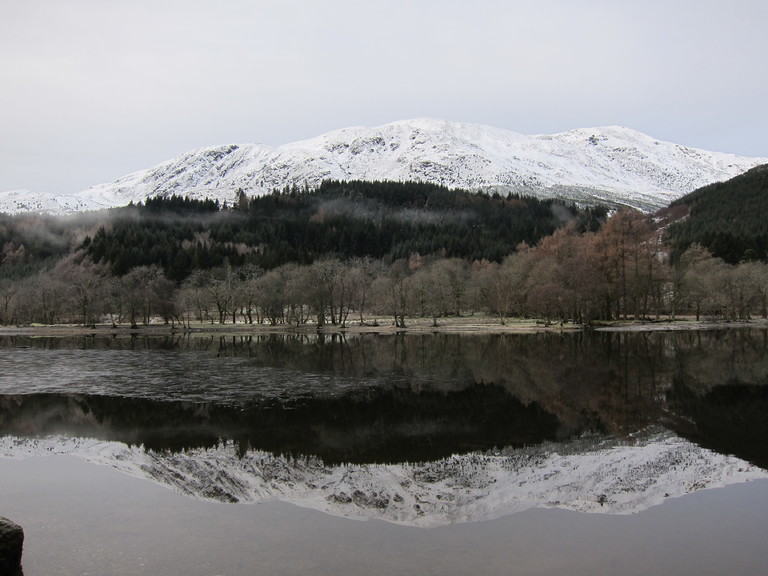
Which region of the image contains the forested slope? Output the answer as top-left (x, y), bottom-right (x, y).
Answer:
top-left (3, 178), bottom-right (767, 328)
top-left (667, 164), bottom-right (768, 263)
top-left (81, 180), bottom-right (605, 280)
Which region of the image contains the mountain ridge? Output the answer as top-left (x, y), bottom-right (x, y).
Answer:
top-left (3, 119), bottom-right (766, 214)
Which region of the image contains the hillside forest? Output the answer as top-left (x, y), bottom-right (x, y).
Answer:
top-left (0, 175), bottom-right (766, 328)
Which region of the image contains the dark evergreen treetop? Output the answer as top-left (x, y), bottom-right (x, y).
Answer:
top-left (142, 194), bottom-right (220, 214)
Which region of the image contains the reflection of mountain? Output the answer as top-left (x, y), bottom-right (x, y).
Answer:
top-left (1, 429), bottom-right (763, 527)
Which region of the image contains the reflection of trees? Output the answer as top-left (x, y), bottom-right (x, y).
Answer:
top-left (211, 328), bottom-right (768, 443)
top-left (3, 330), bottom-right (768, 463)
top-left (465, 331), bottom-right (668, 438)
top-left (668, 380), bottom-right (768, 469)
top-left (0, 387), bottom-right (561, 465)
top-left (670, 329), bottom-right (768, 393)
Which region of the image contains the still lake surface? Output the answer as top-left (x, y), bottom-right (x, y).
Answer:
top-left (1, 328), bottom-right (768, 574)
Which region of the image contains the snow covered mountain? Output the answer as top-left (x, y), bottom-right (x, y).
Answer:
top-left (3, 119), bottom-right (767, 214)
top-left (2, 429), bottom-right (764, 527)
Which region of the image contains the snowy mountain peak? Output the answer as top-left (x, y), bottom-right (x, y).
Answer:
top-left (2, 119), bottom-right (766, 214)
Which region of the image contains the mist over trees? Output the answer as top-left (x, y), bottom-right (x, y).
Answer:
top-left (1, 178), bottom-right (766, 328)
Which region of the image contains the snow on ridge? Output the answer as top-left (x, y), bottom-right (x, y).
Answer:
top-left (3, 119), bottom-right (767, 215)
top-left (2, 428), bottom-right (764, 527)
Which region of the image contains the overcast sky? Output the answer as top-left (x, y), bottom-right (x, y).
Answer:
top-left (2, 0), bottom-right (767, 195)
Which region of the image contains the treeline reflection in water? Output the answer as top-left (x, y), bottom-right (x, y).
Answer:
top-left (1, 329), bottom-right (768, 466)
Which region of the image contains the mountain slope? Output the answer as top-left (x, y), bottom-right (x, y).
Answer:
top-left (3, 119), bottom-right (767, 213)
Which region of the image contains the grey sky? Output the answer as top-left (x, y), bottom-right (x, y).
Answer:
top-left (2, 0), bottom-right (766, 195)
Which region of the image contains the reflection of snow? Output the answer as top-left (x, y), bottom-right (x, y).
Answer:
top-left (2, 428), bottom-right (765, 527)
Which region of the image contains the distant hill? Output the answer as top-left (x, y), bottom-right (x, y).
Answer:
top-left (665, 164), bottom-right (768, 263)
top-left (2, 119), bottom-right (766, 214)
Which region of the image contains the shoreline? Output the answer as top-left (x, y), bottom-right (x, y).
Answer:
top-left (1, 316), bottom-right (766, 338)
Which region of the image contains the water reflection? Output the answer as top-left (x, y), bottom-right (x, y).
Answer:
top-left (2, 329), bottom-right (768, 523)
top-left (2, 429), bottom-right (763, 527)
top-left (0, 387), bottom-right (562, 463)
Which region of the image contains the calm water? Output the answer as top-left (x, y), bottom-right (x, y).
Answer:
top-left (2, 329), bottom-right (768, 574)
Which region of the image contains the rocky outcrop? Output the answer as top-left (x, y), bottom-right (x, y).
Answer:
top-left (0, 517), bottom-right (24, 575)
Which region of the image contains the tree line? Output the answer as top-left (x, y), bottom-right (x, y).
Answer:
top-left (1, 211), bottom-right (766, 328)
top-left (1, 178), bottom-right (766, 328)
